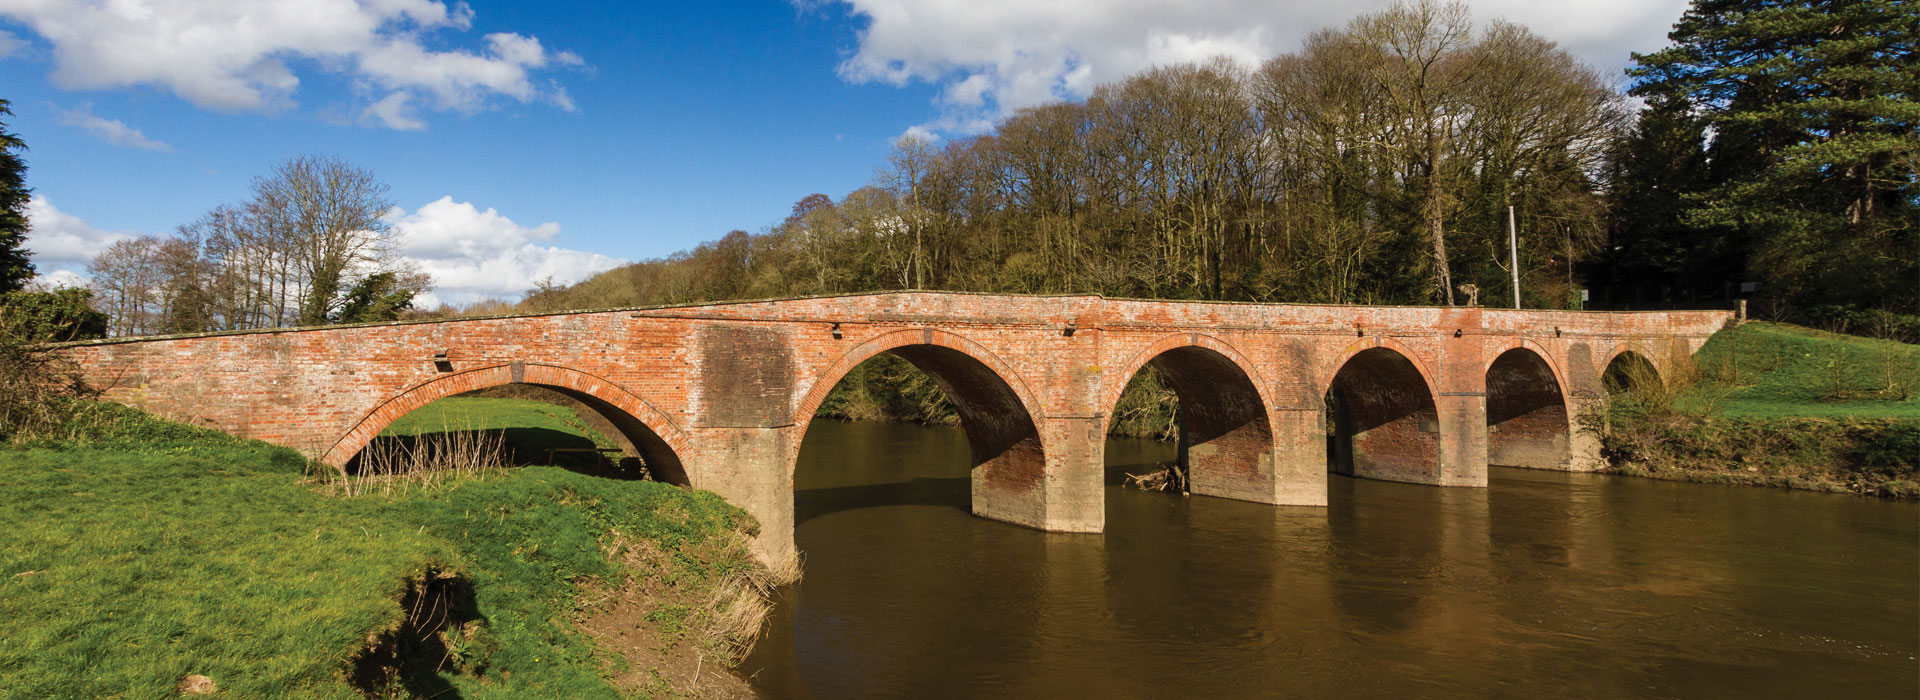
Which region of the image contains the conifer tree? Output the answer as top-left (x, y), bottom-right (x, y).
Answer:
top-left (0, 99), bottom-right (35, 293)
top-left (1627, 0), bottom-right (1918, 311)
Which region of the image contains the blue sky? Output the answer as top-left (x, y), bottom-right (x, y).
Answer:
top-left (0, 0), bottom-right (1689, 305)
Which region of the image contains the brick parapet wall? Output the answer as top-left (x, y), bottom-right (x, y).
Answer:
top-left (58, 292), bottom-right (1734, 554)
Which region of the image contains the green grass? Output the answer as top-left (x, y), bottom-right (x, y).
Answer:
top-left (1602, 322), bottom-right (1917, 497)
top-left (0, 398), bottom-right (757, 699)
top-left (383, 396), bottom-right (621, 449)
top-left (1679, 321), bottom-right (1919, 418)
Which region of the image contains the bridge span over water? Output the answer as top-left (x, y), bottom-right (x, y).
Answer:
top-left (60, 292), bottom-right (1734, 561)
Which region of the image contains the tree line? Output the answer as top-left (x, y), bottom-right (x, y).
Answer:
top-left (530, 1), bottom-right (1623, 312)
top-left (1597, 0), bottom-right (1916, 330)
top-left (2, 0), bottom-right (1913, 344)
top-left (86, 156), bottom-right (427, 337)
top-left (522, 0), bottom-right (1914, 338)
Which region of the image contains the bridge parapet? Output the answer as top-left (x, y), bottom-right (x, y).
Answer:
top-left (56, 292), bottom-right (1735, 562)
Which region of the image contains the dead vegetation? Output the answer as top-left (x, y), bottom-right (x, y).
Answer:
top-left (1125, 462), bottom-right (1190, 494)
top-left (332, 417), bottom-right (508, 497)
top-left (577, 529), bottom-right (796, 699)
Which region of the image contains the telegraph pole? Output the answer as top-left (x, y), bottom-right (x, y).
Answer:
top-left (1508, 204), bottom-right (1521, 309)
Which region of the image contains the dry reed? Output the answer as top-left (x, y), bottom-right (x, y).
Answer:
top-left (335, 415), bottom-right (507, 496)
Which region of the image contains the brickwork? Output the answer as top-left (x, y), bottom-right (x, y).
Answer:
top-left (1487, 348), bottom-right (1572, 470)
top-left (57, 292), bottom-right (1733, 563)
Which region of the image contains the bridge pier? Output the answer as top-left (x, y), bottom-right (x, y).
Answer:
top-left (1565, 394), bottom-right (1608, 471)
top-left (1032, 417), bottom-right (1107, 533)
top-left (1270, 408), bottom-right (1331, 505)
top-left (688, 427), bottom-right (801, 566)
top-left (1435, 392), bottom-right (1490, 487)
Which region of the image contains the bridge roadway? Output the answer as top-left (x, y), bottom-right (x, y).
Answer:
top-left (59, 292), bottom-right (1734, 564)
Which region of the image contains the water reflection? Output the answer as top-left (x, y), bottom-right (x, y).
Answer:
top-left (741, 422), bottom-right (1919, 699)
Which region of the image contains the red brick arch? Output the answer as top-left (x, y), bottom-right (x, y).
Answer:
top-left (1597, 342), bottom-right (1673, 403)
top-left (1098, 333), bottom-right (1279, 500)
top-left (790, 327), bottom-right (1049, 446)
top-left (1602, 342), bottom-right (1665, 381)
top-left (1321, 338), bottom-right (1443, 483)
top-left (787, 327), bottom-right (1050, 523)
top-left (1096, 333), bottom-right (1276, 423)
top-left (1318, 337), bottom-right (1441, 399)
top-left (1484, 337), bottom-right (1571, 394)
top-left (320, 362), bottom-right (692, 478)
top-left (1484, 342), bottom-right (1574, 470)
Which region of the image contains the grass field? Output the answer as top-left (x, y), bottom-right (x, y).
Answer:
top-left (1, 397), bottom-right (766, 699)
top-left (1604, 322), bottom-right (1917, 497)
top-left (1679, 321), bottom-right (1919, 418)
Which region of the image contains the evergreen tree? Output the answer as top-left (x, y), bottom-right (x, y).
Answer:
top-left (1595, 97), bottom-right (1735, 302)
top-left (0, 99), bottom-right (35, 293)
top-left (333, 271), bottom-right (418, 324)
top-left (1628, 0), bottom-right (1919, 312)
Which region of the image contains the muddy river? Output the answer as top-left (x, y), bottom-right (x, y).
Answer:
top-left (739, 421), bottom-right (1918, 699)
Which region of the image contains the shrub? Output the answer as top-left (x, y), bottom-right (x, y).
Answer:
top-left (0, 288), bottom-right (108, 342)
top-left (0, 326), bottom-right (97, 442)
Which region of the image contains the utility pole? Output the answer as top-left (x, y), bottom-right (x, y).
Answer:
top-left (1508, 204), bottom-right (1521, 309)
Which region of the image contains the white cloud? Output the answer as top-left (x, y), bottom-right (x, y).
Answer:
top-left (821, 0), bottom-right (1688, 134)
top-left (18, 194), bottom-right (621, 305)
top-left (896, 124), bottom-right (938, 145)
top-left (390, 196), bottom-right (624, 307)
top-left (54, 103), bottom-right (173, 151)
top-left (0, 0), bottom-right (580, 129)
top-left (0, 28), bottom-right (21, 58)
top-left (32, 269), bottom-right (86, 290)
top-left (21, 195), bottom-right (136, 283)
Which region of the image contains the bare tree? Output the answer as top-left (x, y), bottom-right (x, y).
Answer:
top-left (245, 156), bottom-right (403, 325)
top-left (87, 236), bottom-right (162, 336)
top-left (1352, 0), bottom-right (1480, 304)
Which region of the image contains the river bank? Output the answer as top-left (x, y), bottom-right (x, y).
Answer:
top-left (1598, 322), bottom-right (1918, 498)
top-left (0, 399), bottom-right (777, 699)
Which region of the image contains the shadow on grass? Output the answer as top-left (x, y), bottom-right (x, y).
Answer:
top-left (357, 427), bottom-right (650, 481)
top-left (350, 573), bottom-right (486, 698)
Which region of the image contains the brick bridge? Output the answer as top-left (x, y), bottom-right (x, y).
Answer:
top-left (60, 292), bottom-right (1733, 562)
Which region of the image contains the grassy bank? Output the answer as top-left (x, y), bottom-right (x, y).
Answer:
top-left (1, 397), bottom-right (776, 699)
top-left (1602, 322), bottom-right (1918, 497)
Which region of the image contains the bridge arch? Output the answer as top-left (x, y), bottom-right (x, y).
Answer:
top-left (1099, 333), bottom-right (1276, 499)
top-left (1484, 343), bottom-right (1572, 470)
top-left (1321, 340), bottom-right (1442, 484)
top-left (322, 362), bottom-right (691, 484)
top-left (790, 328), bottom-right (1049, 524)
top-left (1601, 343), bottom-right (1665, 396)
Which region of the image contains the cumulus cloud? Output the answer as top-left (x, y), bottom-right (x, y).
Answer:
top-left (820, 0), bottom-right (1688, 133)
top-left (0, 0), bottom-right (579, 129)
top-left (54, 103), bottom-right (173, 151)
top-left (896, 124), bottom-right (938, 145)
top-left (32, 269), bottom-right (87, 290)
top-left (390, 197), bottom-right (624, 307)
top-left (0, 29), bottom-right (20, 58)
top-left (21, 195), bottom-right (136, 284)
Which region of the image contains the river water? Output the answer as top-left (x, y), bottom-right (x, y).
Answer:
top-left (739, 421), bottom-right (1918, 699)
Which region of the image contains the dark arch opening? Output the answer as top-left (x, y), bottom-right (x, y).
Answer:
top-left (347, 383), bottom-right (688, 486)
top-left (1486, 349), bottom-right (1570, 470)
top-left (1325, 348), bottom-right (1440, 484)
top-left (795, 345), bottom-right (1046, 527)
top-left (1602, 351), bottom-right (1662, 397)
top-left (1104, 346), bottom-right (1274, 501)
